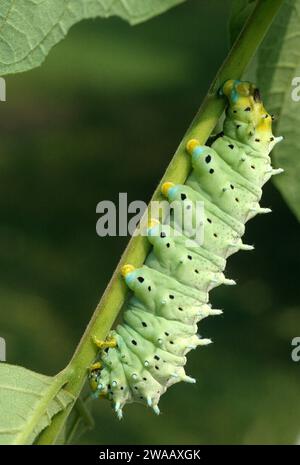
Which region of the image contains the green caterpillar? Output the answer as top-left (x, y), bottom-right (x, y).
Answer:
top-left (89, 80), bottom-right (283, 419)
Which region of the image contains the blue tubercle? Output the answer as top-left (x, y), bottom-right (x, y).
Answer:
top-left (230, 80), bottom-right (241, 103)
top-left (168, 185), bottom-right (178, 200)
top-left (147, 225), bottom-right (158, 236)
top-left (192, 146), bottom-right (204, 162)
top-left (125, 271), bottom-right (138, 284)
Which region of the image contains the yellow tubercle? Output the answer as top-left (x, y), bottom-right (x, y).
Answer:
top-left (148, 218), bottom-right (160, 229)
top-left (161, 181), bottom-right (175, 198)
top-left (186, 138), bottom-right (199, 154)
top-left (236, 82), bottom-right (251, 96)
top-left (222, 79), bottom-right (235, 97)
top-left (121, 264), bottom-right (135, 277)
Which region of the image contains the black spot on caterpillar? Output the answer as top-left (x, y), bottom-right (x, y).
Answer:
top-left (89, 79), bottom-right (283, 419)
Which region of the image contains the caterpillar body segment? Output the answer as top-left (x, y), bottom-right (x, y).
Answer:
top-left (89, 80), bottom-right (282, 418)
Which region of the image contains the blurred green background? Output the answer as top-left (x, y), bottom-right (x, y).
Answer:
top-left (0, 0), bottom-right (299, 444)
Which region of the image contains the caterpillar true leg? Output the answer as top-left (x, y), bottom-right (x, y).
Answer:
top-left (92, 335), bottom-right (117, 350)
top-left (90, 361), bottom-right (102, 371)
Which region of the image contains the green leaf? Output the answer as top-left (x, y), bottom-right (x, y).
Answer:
top-left (257, 0), bottom-right (300, 221)
top-left (0, 363), bottom-right (74, 445)
top-left (0, 0), bottom-right (185, 76)
top-left (228, 0), bottom-right (256, 45)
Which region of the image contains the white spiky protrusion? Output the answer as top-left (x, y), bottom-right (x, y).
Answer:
top-left (246, 206), bottom-right (272, 222)
top-left (197, 337), bottom-right (212, 346)
top-left (229, 242), bottom-right (254, 251)
top-left (114, 402), bottom-right (123, 420)
top-left (238, 243), bottom-right (255, 251)
top-left (259, 207), bottom-right (272, 214)
top-left (116, 408), bottom-right (123, 420)
top-left (249, 207), bottom-right (272, 214)
top-left (209, 275), bottom-right (236, 289)
top-left (197, 306), bottom-right (223, 319)
top-left (183, 375), bottom-right (196, 384)
top-left (201, 304), bottom-right (223, 316)
top-left (223, 278), bottom-right (236, 286)
top-left (209, 308), bottom-right (223, 316)
top-left (270, 168), bottom-right (284, 176)
top-left (274, 136), bottom-right (283, 144)
top-left (153, 405), bottom-right (160, 415)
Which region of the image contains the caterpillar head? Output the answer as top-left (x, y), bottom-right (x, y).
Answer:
top-left (220, 79), bottom-right (281, 154)
top-left (221, 80), bottom-right (268, 121)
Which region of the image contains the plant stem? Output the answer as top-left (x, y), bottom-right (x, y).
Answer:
top-left (65, 397), bottom-right (95, 445)
top-left (36, 0), bottom-right (284, 445)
